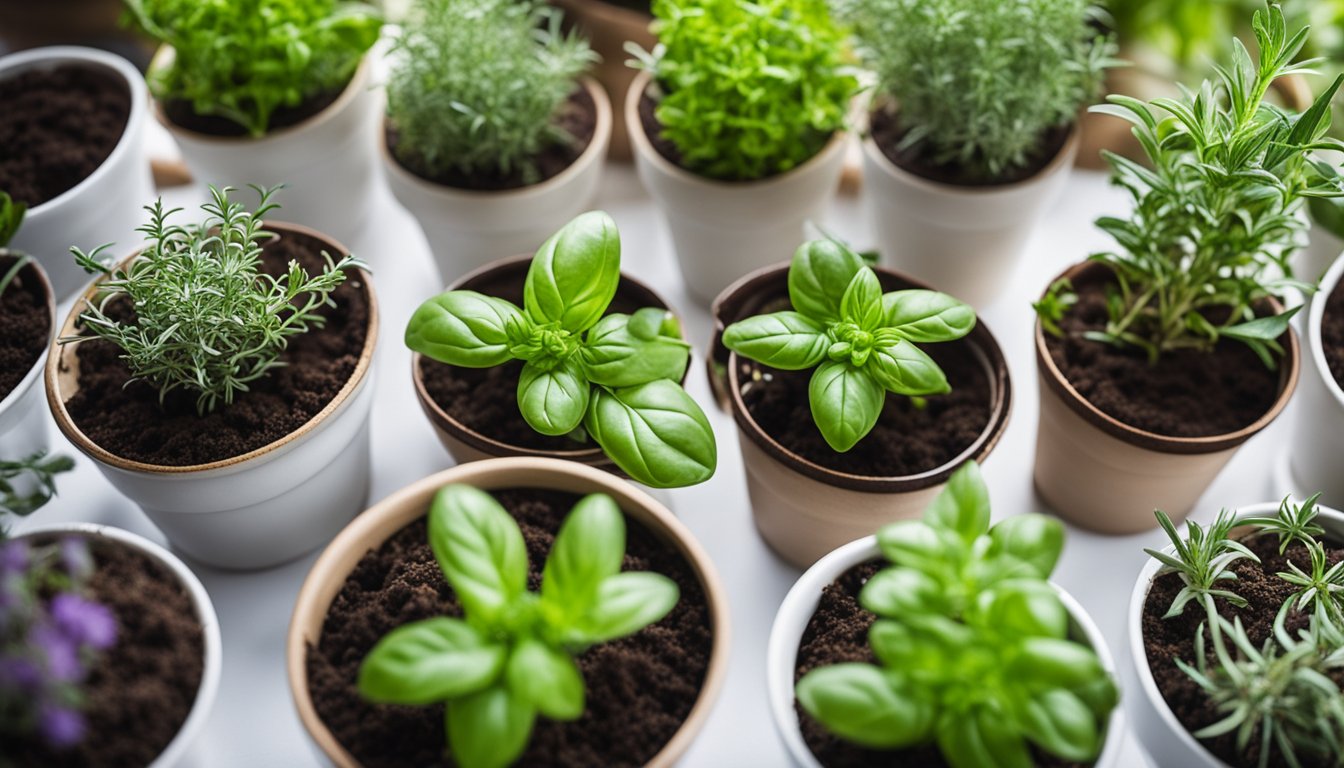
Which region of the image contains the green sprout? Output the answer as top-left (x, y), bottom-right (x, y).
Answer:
top-left (1146, 509), bottom-right (1260, 619)
top-left (1244, 493), bottom-right (1328, 555)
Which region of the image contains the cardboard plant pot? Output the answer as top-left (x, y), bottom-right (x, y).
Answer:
top-left (628, 70), bottom-right (851, 306)
top-left (767, 535), bottom-right (1125, 768)
top-left (709, 263), bottom-right (1012, 569)
top-left (287, 456), bottom-right (731, 767)
top-left (45, 223), bottom-right (379, 570)
top-left (1033, 261), bottom-right (1299, 535)
top-left (1, 46), bottom-right (153, 300)
top-left (0, 254), bottom-right (55, 465)
top-left (1287, 251), bottom-right (1344, 506)
top-left (550, 0), bottom-right (652, 162)
top-left (381, 77), bottom-right (611, 284)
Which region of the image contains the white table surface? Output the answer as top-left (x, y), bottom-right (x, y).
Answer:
top-left (17, 114), bottom-right (1308, 768)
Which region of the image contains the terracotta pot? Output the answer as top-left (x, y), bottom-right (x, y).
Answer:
top-left (1286, 250), bottom-right (1344, 506)
top-left (551, 0), bottom-right (653, 162)
top-left (628, 70), bottom-right (851, 306)
top-left (708, 263), bottom-right (1012, 569)
top-left (1033, 261), bottom-right (1300, 534)
top-left (45, 223), bottom-right (380, 570)
top-left (380, 77), bottom-right (611, 286)
top-left (287, 456), bottom-right (731, 767)
top-left (0, 254), bottom-right (55, 467)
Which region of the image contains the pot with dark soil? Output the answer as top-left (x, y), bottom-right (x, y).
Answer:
top-left (45, 187), bottom-right (380, 570)
top-left (2, 522), bottom-right (221, 768)
top-left (0, 198), bottom-right (57, 466)
top-left (550, 0), bottom-right (652, 162)
top-left (1287, 249), bottom-right (1344, 506)
top-left (287, 456), bottom-right (730, 768)
top-left (709, 237), bottom-right (1011, 568)
top-left (0, 45), bottom-right (151, 300)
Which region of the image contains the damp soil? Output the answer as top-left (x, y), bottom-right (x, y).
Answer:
top-left (1323, 275), bottom-right (1344, 391)
top-left (62, 230), bottom-right (370, 466)
top-left (0, 61), bottom-right (131, 208)
top-left (1044, 271), bottom-right (1281, 438)
top-left (306, 487), bottom-right (713, 768)
top-left (389, 87), bottom-right (597, 192)
top-left (0, 256), bottom-right (50, 403)
top-left (595, 0), bottom-right (650, 12)
top-left (9, 534), bottom-right (205, 768)
top-left (163, 85), bottom-right (344, 137)
top-left (1142, 531), bottom-right (1344, 768)
top-left (870, 105), bottom-right (1070, 187)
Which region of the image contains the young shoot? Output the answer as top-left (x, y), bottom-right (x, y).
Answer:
top-left (1278, 541), bottom-right (1344, 626)
top-left (1244, 493), bottom-right (1328, 555)
top-left (1146, 509), bottom-right (1260, 619)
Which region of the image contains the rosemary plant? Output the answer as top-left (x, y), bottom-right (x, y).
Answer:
top-left (1148, 509), bottom-right (1260, 618)
top-left (1244, 493), bottom-right (1328, 554)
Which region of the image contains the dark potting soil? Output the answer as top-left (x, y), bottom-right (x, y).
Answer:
top-left (1322, 275), bottom-right (1344, 391)
top-left (739, 340), bottom-right (992, 477)
top-left (1044, 275), bottom-right (1281, 438)
top-left (596, 0), bottom-right (651, 12)
top-left (62, 230), bottom-right (370, 466)
top-left (1142, 532), bottom-right (1344, 768)
top-left (870, 106), bottom-right (1070, 187)
top-left (389, 87), bottom-right (597, 192)
top-left (0, 256), bottom-right (50, 403)
top-left (162, 86), bottom-right (344, 137)
top-left (0, 62), bottom-right (131, 208)
top-left (795, 562), bottom-right (1090, 768)
top-left (306, 488), bottom-right (713, 768)
top-left (9, 535), bottom-right (205, 768)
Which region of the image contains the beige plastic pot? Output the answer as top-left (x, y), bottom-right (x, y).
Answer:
top-left (1286, 250), bottom-right (1344, 506)
top-left (1033, 262), bottom-right (1299, 534)
top-left (0, 255), bottom-right (55, 466)
top-left (709, 263), bottom-right (1012, 569)
top-left (628, 70), bottom-right (851, 306)
top-left (381, 77), bottom-right (611, 285)
top-left (45, 223), bottom-right (379, 570)
top-left (287, 456), bottom-right (731, 767)
top-left (551, 0), bottom-right (652, 162)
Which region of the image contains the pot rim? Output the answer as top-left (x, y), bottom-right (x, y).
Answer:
top-left (0, 46), bottom-right (148, 217)
top-left (1308, 250), bottom-right (1344, 411)
top-left (1034, 260), bottom-right (1301, 455)
top-left (0, 252), bottom-right (56, 416)
top-left (286, 456), bottom-right (732, 768)
top-left (44, 221), bottom-right (380, 474)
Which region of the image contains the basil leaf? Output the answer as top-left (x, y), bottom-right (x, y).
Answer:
top-left (574, 572), bottom-right (679, 644)
top-left (357, 618), bottom-right (504, 705)
top-left (405, 291), bottom-right (527, 367)
top-left (795, 663), bottom-right (934, 749)
top-left (877, 520), bottom-right (961, 578)
top-left (517, 358), bottom-right (590, 436)
top-left (1018, 689), bottom-right (1102, 762)
top-left (868, 620), bottom-right (945, 677)
top-left (628, 306), bottom-right (676, 341)
top-left (721, 311), bottom-right (831, 370)
top-left (976, 580), bottom-right (1068, 639)
top-left (504, 638), bottom-right (585, 721)
top-left (524, 211), bottom-right (620, 332)
top-left (926, 461), bottom-right (990, 544)
top-left (808, 361), bottom-right (885, 452)
top-left (580, 314), bottom-right (690, 388)
top-left (868, 338), bottom-right (950, 396)
top-left (788, 238), bottom-right (866, 323)
top-left (428, 485), bottom-right (528, 622)
top-left (446, 685), bottom-right (536, 768)
top-left (541, 493), bottom-right (625, 618)
top-left (1007, 638), bottom-right (1108, 692)
top-left (882, 290), bottom-right (976, 342)
top-left (987, 515), bottom-right (1065, 580)
top-left (859, 566), bottom-right (944, 618)
top-left (840, 268), bottom-right (884, 330)
top-left (585, 380), bottom-right (717, 488)
top-left (937, 705), bottom-right (1034, 768)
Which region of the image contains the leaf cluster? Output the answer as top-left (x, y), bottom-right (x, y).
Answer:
top-left (0, 452), bottom-right (74, 523)
top-left (796, 462), bottom-right (1118, 767)
top-left (358, 485), bottom-right (678, 768)
top-left (405, 212), bottom-right (716, 488)
top-left (722, 238), bottom-right (974, 453)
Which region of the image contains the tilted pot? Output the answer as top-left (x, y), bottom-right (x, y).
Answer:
top-left (0, 255), bottom-right (55, 466)
top-left (1286, 250), bottom-right (1344, 507)
top-left (550, 0), bottom-right (652, 162)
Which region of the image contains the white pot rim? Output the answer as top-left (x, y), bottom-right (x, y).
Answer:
top-left (1309, 252), bottom-right (1344, 411)
top-left (0, 255), bottom-right (55, 417)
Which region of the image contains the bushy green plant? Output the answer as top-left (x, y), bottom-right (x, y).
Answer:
top-left (832, 0), bottom-right (1115, 181)
top-left (124, 0), bottom-right (382, 137)
top-left (387, 0), bottom-right (595, 184)
top-left (628, 0), bottom-right (860, 181)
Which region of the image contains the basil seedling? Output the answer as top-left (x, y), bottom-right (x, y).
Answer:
top-left (405, 211), bottom-right (717, 488)
top-left (358, 485), bottom-right (679, 768)
top-left (722, 238), bottom-right (974, 452)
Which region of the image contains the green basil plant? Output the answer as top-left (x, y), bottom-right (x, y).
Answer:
top-left (405, 211), bottom-right (717, 488)
top-left (358, 484), bottom-right (679, 768)
top-left (721, 239), bottom-right (974, 452)
top-left (797, 461), bottom-right (1119, 767)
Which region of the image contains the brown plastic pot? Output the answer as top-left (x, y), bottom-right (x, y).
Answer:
top-left (551, 0), bottom-right (653, 162)
top-left (1032, 261), bottom-right (1300, 534)
top-left (287, 456), bottom-right (731, 767)
top-left (709, 263), bottom-right (1013, 569)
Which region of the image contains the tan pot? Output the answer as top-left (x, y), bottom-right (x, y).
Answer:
top-left (1032, 261), bottom-right (1300, 534)
top-left (286, 456), bottom-right (731, 767)
top-left (551, 0), bottom-right (653, 162)
top-left (708, 263), bottom-right (1012, 569)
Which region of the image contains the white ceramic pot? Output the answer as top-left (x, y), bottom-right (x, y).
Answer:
top-left (380, 77), bottom-right (611, 285)
top-left (861, 124), bottom-right (1078, 309)
top-left (628, 70), bottom-right (850, 306)
top-left (1288, 251), bottom-right (1344, 508)
top-left (1, 46), bottom-right (152, 301)
top-left (768, 535), bottom-right (1124, 768)
top-left (155, 51), bottom-right (380, 249)
top-left (1123, 502), bottom-right (1344, 768)
top-left (0, 257), bottom-right (55, 466)
top-left (15, 522), bottom-right (222, 768)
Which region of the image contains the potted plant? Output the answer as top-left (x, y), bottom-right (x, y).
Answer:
top-left (1125, 497), bottom-right (1344, 767)
top-left (380, 0), bottom-right (607, 283)
top-left (407, 210), bottom-right (717, 489)
top-left (123, 0), bottom-right (383, 246)
top-left (831, 0), bottom-right (1115, 308)
top-left (768, 461), bottom-right (1124, 767)
top-left (0, 194), bottom-right (58, 470)
top-left (1031, 3), bottom-right (1341, 534)
top-left (288, 456), bottom-right (731, 767)
top-left (626, 0), bottom-right (859, 305)
top-left (45, 185), bottom-right (379, 570)
top-left (1, 522), bottom-right (221, 767)
top-left (0, 46), bottom-right (151, 300)
top-left (1286, 248), bottom-right (1344, 506)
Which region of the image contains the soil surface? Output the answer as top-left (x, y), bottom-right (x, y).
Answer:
top-left (307, 488), bottom-right (713, 768)
top-left (163, 86), bottom-right (344, 137)
top-left (62, 230), bottom-right (370, 466)
top-left (1044, 272), bottom-right (1281, 437)
top-left (870, 105), bottom-right (1070, 187)
top-left (389, 87), bottom-right (596, 191)
top-left (1142, 532), bottom-right (1344, 768)
top-left (0, 62), bottom-right (131, 207)
top-left (0, 256), bottom-right (50, 403)
top-left (1323, 276), bottom-right (1344, 390)
top-left (9, 535), bottom-right (205, 767)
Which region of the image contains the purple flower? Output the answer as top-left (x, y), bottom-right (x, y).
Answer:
top-left (58, 538), bottom-right (92, 579)
top-left (50, 594), bottom-right (117, 651)
top-left (31, 623), bottom-right (83, 682)
top-left (0, 540), bottom-right (29, 574)
top-left (0, 655), bottom-right (41, 691)
top-left (38, 702), bottom-right (85, 748)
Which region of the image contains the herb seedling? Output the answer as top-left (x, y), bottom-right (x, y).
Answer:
top-left (1147, 509), bottom-right (1260, 618)
top-left (405, 211), bottom-right (716, 488)
top-left (721, 238), bottom-right (974, 452)
top-left (1245, 493), bottom-right (1329, 555)
top-left (797, 461), bottom-right (1118, 766)
top-left (359, 485), bottom-right (678, 768)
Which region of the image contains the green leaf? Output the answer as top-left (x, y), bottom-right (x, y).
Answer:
top-left (428, 485), bottom-right (528, 622)
top-left (808, 361), bottom-right (885, 452)
top-left (937, 705), bottom-right (1034, 768)
top-left (574, 572), bottom-right (679, 644)
top-left (925, 461), bottom-right (991, 544)
top-left (788, 239), bottom-right (867, 323)
top-left (1222, 307), bottom-right (1299, 342)
top-left (721, 311), bottom-right (831, 370)
top-left (357, 618), bottom-right (505, 705)
top-left (840, 268), bottom-right (884, 330)
top-left (517, 358), bottom-right (590, 436)
top-left (987, 515), bottom-right (1065, 579)
top-left (585, 380), bottom-right (717, 488)
top-left (446, 685), bottom-right (536, 768)
top-left (580, 313), bottom-right (690, 387)
top-left (860, 566), bottom-right (944, 617)
top-left (882, 290), bottom-right (976, 342)
top-left (627, 306), bottom-right (676, 341)
top-left (405, 291), bottom-right (527, 367)
top-left (877, 520), bottom-right (959, 575)
top-left (1007, 638), bottom-right (1108, 691)
top-left (977, 580), bottom-right (1068, 639)
top-left (505, 638), bottom-right (585, 720)
top-left (1018, 689), bottom-right (1102, 762)
top-left (868, 620), bottom-right (947, 677)
top-left (541, 493), bottom-right (625, 618)
top-left (524, 211), bottom-right (621, 332)
top-left (795, 664), bottom-right (935, 749)
top-left (868, 339), bottom-right (950, 396)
